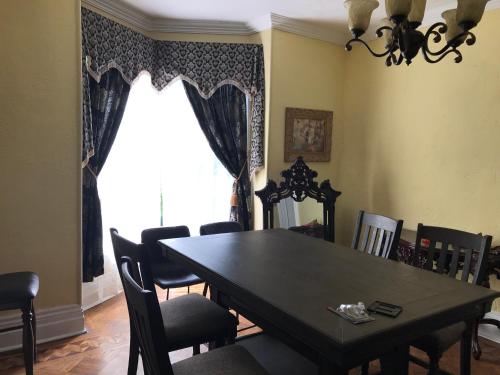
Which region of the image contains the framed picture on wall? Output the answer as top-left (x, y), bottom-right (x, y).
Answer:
top-left (284, 107), bottom-right (333, 162)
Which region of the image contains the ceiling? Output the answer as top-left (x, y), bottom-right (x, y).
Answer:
top-left (89, 0), bottom-right (500, 43)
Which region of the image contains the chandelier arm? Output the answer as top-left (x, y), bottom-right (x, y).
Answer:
top-left (345, 37), bottom-right (393, 58)
top-left (422, 47), bottom-right (463, 64)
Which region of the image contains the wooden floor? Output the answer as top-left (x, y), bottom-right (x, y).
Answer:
top-left (0, 283), bottom-right (499, 374)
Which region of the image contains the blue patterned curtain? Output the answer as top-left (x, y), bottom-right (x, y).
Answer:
top-left (183, 82), bottom-right (251, 230)
top-left (81, 7), bottom-right (265, 176)
top-left (83, 69), bottom-right (130, 282)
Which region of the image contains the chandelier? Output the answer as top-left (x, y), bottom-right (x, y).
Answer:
top-left (344, 0), bottom-right (489, 65)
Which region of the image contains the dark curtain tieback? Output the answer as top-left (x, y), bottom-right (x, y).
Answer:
top-left (85, 165), bottom-right (98, 179)
top-left (230, 159), bottom-right (248, 207)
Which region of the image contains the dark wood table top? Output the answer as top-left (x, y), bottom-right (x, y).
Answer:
top-left (159, 229), bottom-right (500, 368)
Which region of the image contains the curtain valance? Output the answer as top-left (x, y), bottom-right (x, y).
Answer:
top-left (81, 7), bottom-right (265, 175)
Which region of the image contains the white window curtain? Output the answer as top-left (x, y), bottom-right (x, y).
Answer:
top-left (82, 74), bottom-right (233, 310)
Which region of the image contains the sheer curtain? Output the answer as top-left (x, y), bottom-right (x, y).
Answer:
top-left (82, 74), bottom-right (233, 309)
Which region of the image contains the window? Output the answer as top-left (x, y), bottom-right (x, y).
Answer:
top-left (100, 74), bottom-right (234, 243)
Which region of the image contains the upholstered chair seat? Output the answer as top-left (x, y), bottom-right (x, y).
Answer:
top-left (160, 293), bottom-right (237, 351)
top-left (172, 345), bottom-right (268, 375)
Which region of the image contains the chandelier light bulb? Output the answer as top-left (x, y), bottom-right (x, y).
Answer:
top-left (456, 0), bottom-right (489, 29)
top-left (385, 0), bottom-right (412, 20)
top-left (442, 9), bottom-right (466, 44)
top-left (408, 0), bottom-right (427, 25)
top-left (344, 0), bottom-right (380, 37)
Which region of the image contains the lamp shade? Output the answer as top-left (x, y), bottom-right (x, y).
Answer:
top-left (456, 0), bottom-right (489, 26)
top-left (442, 9), bottom-right (465, 43)
top-left (345, 0), bottom-right (380, 34)
top-left (408, 0), bottom-right (427, 24)
top-left (385, 0), bottom-right (412, 18)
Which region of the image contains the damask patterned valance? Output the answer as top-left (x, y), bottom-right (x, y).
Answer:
top-left (81, 7), bottom-right (265, 175)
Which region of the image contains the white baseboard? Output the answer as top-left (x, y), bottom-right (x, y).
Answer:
top-left (0, 304), bottom-right (86, 353)
top-left (478, 311), bottom-right (500, 344)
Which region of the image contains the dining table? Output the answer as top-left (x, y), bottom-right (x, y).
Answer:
top-left (159, 229), bottom-right (500, 374)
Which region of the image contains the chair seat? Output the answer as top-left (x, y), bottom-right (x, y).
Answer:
top-left (151, 261), bottom-right (202, 289)
top-left (160, 293), bottom-right (237, 350)
top-left (412, 321), bottom-right (467, 354)
top-left (172, 345), bottom-right (268, 375)
top-left (0, 272), bottom-right (39, 310)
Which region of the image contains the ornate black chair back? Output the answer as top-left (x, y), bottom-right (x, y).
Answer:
top-left (255, 157), bottom-right (341, 242)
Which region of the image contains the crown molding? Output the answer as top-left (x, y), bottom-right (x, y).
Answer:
top-left (81, 0), bottom-right (500, 46)
top-left (269, 13), bottom-right (348, 46)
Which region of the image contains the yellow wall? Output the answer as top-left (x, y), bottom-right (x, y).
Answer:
top-left (253, 29), bottom-right (346, 226)
top-left (338, 9), bottom-right (500, 245)
top-left (0, 1), bottom-right (82, 308)
top-left (339, 10), bottom-right (500, 307)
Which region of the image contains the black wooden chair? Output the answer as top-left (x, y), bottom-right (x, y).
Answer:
top-left (110, 228), bottom-right (237, 375)
top-left (120, 256), bottom-right (269, 375)
top-left (200, 221), bottom-right (243, 236)
top-left (200, 221), bottom-right (246, 330)
top-left (0, 272), bottom-right (39, 375)
top-left (351, 210), bottom-right (404, 260)
top-left (141, 226), bottom-right (203, 300)
top-left (255, 157), bottom-right (341, 242)
top-left (410, 224), bottom-right (492, 375)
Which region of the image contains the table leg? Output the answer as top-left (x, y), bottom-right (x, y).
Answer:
top-left (460, 321), bottom-right (473, 375)
top-left (379, 344), bottom-right (409, 375)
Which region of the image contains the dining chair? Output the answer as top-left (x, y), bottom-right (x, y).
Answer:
top-left (141, 226), bottom-right (203, 300)
top-left (120, 256), bottom-right (269, 375)
top-left (110, 228), bottom-right (237, 375)
top-left (199, 221), bottom-right (243, 236)
top-left (0, 272), bottom-right (39, 375)
top-left (351, 210), bottom-right (404, 260)
top-left (255, 157), bottom-right (341, 242)
top-left (200, 221), bottom-right (248, 331)
top-left (410, 224), bottom-right (492, 375)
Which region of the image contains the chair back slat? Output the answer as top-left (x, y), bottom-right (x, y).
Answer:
top-left (461, 248), bottom-right (474, 282)
top-left (414, 224), bottom-right (492, 286)
top-left (359, 225), bottom-right (371, 253)
top-left (200, 221), bottom-right (243, 236)
top-left (381, 231), bottom-right (394, 258)
top-left (352, 211), bottom-right (404, 260)
top-left (367, 227), bottom-right (378, 255)
top-left (425, 241), bottom-right (437, 271)
top-left (374, 229), bottom-right (385, 257)
top-left (121, 258), bottom-right (174, 375)
top-left (448, 247), bottom-right (461, 278)
top-left (436, 242), bottom-right (449, 274)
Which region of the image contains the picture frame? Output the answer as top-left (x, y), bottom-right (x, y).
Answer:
top-left (284, 107), bottom-right (333, 162)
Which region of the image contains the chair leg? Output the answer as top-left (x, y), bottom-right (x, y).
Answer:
top-left (472, 319), bottom-right (482, 360)
top-left (166, 288), bottom-right (170, 301)
top-left (202, 283), bottom-right (208, 297)
top-left (31, 301), bottom-right (37, 362)
top-left (460, 322), bottom-right (473, 375)
top-left (187, 285), bottom-right (190, 294)
top-left (128, 324), bottom-right (140, 375)
top-left (428, 354), bottom-right (441, 375)
top-left (21, 304), bottom-right (34, 375)
top-left (193, 344), bottom-right (200, 355)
